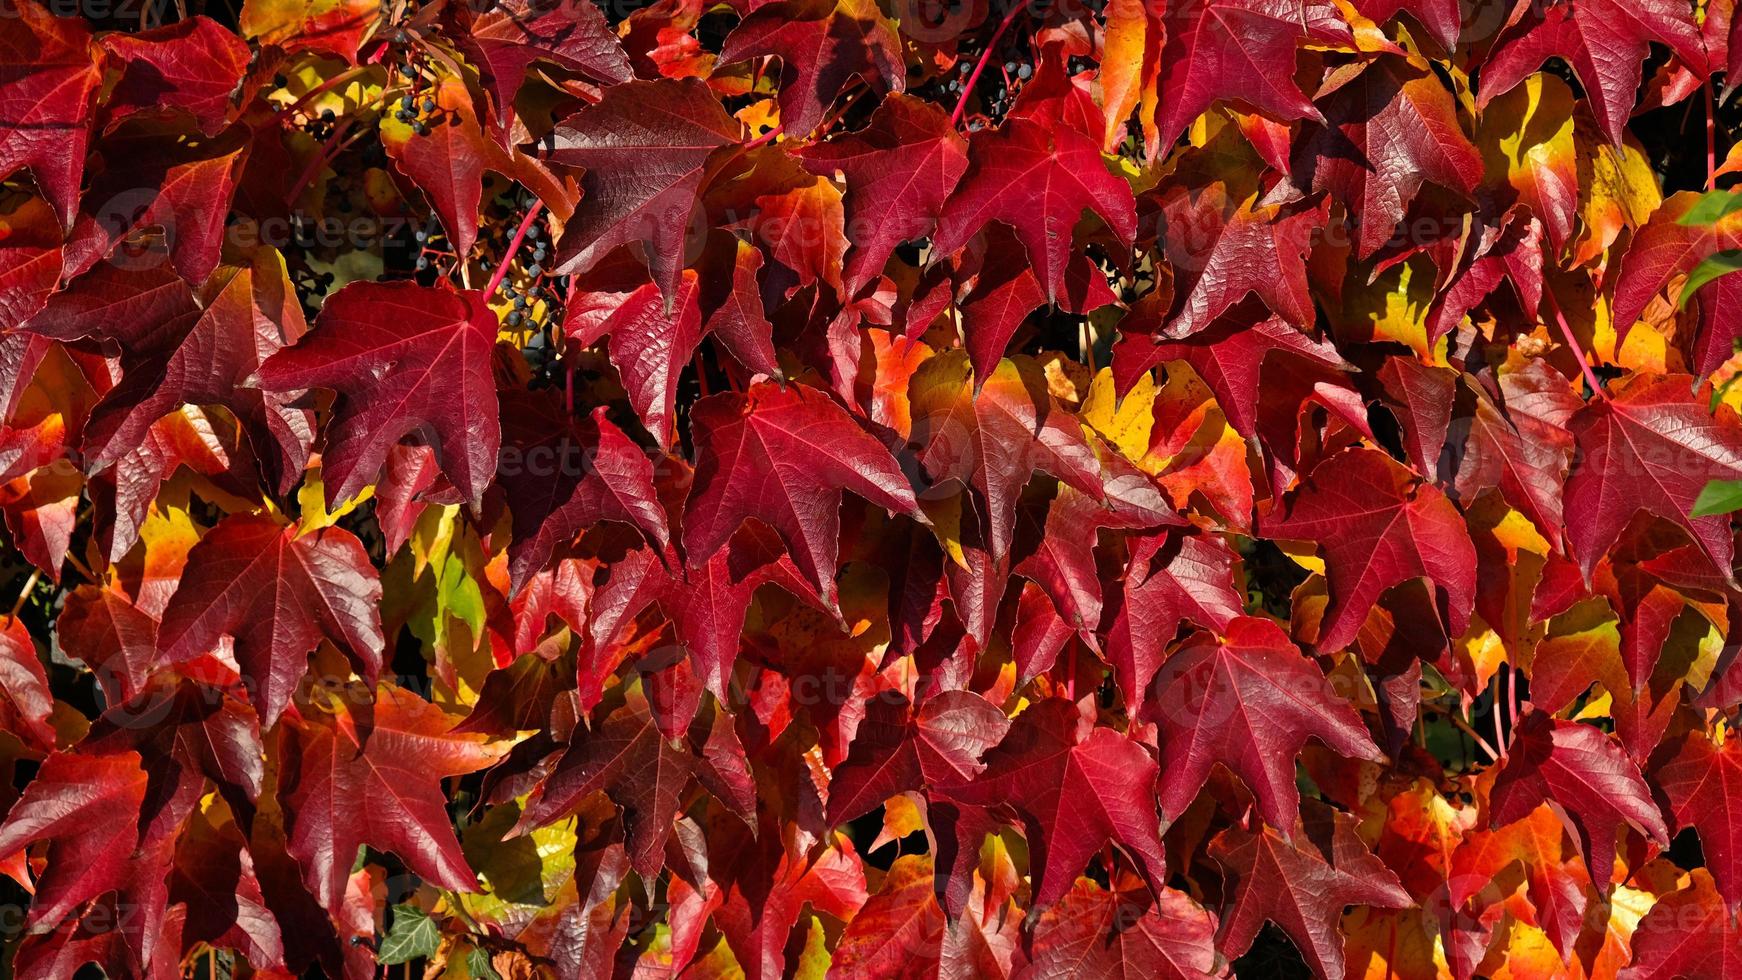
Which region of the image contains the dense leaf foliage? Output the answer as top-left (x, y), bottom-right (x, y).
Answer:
top-left (2, 0), bottom-right (1742, 976)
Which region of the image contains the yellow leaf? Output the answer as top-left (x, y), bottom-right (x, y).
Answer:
top-left (1340, 255), bottom-right (1435, 356)
top-left (792, 916), bottom-right (831, 980)
top-left (1573, 119), bottom-right (1661, 266)
top-left (1478, 74), bottom-right (1576, 249)
top-left (239, 0), bottom-right (380, 59)
top-left (296, 467), bottom-right (372, 535)
top-left (457, 801), bottom-right (577, 928)
top-left (1080, 367), bottom-right (1155, 460)
top-left (1100, 0), bottom-right (1160, 156)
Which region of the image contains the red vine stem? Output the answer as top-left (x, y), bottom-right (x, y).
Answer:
top-left (1546, 291), bottom-right (1607, 400)
top-left (284, 121), bottom-right (365, 207)
top-left (950, 3), bottom-right (1025, 128)
top-left (1429, 700), bottom-right (1499, 763)
top-left (485, 200), bottom-right (544, 298)
top-left (693, 352), bottom-right (712, 398)
top-left (743, 123), bottom-right (784, 151)
top-left (281, 66), bottom-right (373, 126)
top-left (1708, 76), bottom-right (1719, 190)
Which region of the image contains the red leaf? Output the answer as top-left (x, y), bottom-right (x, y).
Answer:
top-left (1112, 307), bottom-right (1350, 439)
top-left (587, 533), bottom-right (821, 703)
top-left (64, 122), bottom-right (250, 285)
top-left (1490, 709), bottom-right (1669, 884)
top-left (457, 0), bottom-right (633, 128)
top-left (1620, 871), bottom-right (1742, 979)
top-left (1262, 446), bottom-right (1477, 652)
top-left (717, 0), bottom-right (905, 139)
top-left (1290, 58), bottom-right (1481, 260)
top-left (155, 514), bottom-right (385, 727)
top-left (80, 250), bottom-right (313, 495)
top-left (798, 93), bottom-right (968, 296)
top-left (1153, 0), bottom-right (1321, 151)
top-left (498, 390), bottom-right (668, 592)
top-left (1427, 209), bottom-right (1546, 345)
top-left (941, 698), bottom-right (1168, 908)
top-left (1480, 0), bottom-right (1704, 147)
top-left (0, 0), bottom-right (101, 227)
top-left (562, 236), bottom-right (779, 449)
top-left (0, 617), bottom-right (53, 752)
top-left (57, 584), bottom-right (157, 705)
top-left (1350, 0), bottom-right (1462, 49)
top-left (683, 380), bottom-right (914, 606)
top-left (931, 117), bottom-right (1136, 305)
top-left (1148, 184), bottom-right (1329, 340)
top-left (1611, 191), bottom-right (1742, 347)
top-left (825, 690), bottom-right (1009, 825)
top-left (1563, 374), bottom-right (1742, 580)
top-left (1027, 878), bottom-right (1226, 980)
top-left (1375, 355), bottom-right (1456, 478)
top-left (1148, 616), bottom-right (1382, 829)
top-left (826, 853), bottom-right (946, 978)
top-left (1452, 358), bottom-right (1580, 542)
top-left (0, 750), bottom-right (173, 962)
top-left (908, 353), bottom-right (1103, 563)
top-left (277, 683), bottom-right (508, 913)
top-left (1209, 801), bottom-right (1411, 978)
top-left (1106, 529), bottom-right (1244, 714)
top-left (99, 17), bottom-right (250, 137)
top-left (518, 684), bottom-right (699, 877)
top-left (546, 77), bottom-right (744, 304)
top-left (1653, 729), bottom-right (1742, 906)
top-left (256, 280), bottom-right (502, 509)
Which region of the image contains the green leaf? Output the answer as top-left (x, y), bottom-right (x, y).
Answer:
top-left (378, 904), bottom-right (441, 966)
top-left (438, 552), bottom-right (486, 638)
top-left (1678, 250), bottom-right (1742, 309)
top-left (465, 946), bottom-right (502, 980)
top-left (1692, 479), bottom-right (1742, 518)
top-left (1677, 190), bottom-right (1742, 226)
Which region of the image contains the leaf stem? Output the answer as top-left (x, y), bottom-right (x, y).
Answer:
top-left (485, 200), bottom-right (544, 298)
top-left (1426, 699), bottom-right (1499, 763)
top-left (1492, 667), bottom-right (1508, 760)
top-left (1709, 75), bottom-right (1719, 190)
top-left (281, 66), bottom-right (373, 126)
top-left (285, 121), bottom-right (365, 208)
top-left (693, 351), bottom-right (711, 398)
top-left (7, 569), bottom-right (40, 623)
top-left (743, 124), bottom-right (784, 151)
top-left (950, 3), bottom-right (1025, 129)
top-left (1546, 290), bottom-right (1606, 400)
top-left (1064, 643), bottom-right (1077, 701)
